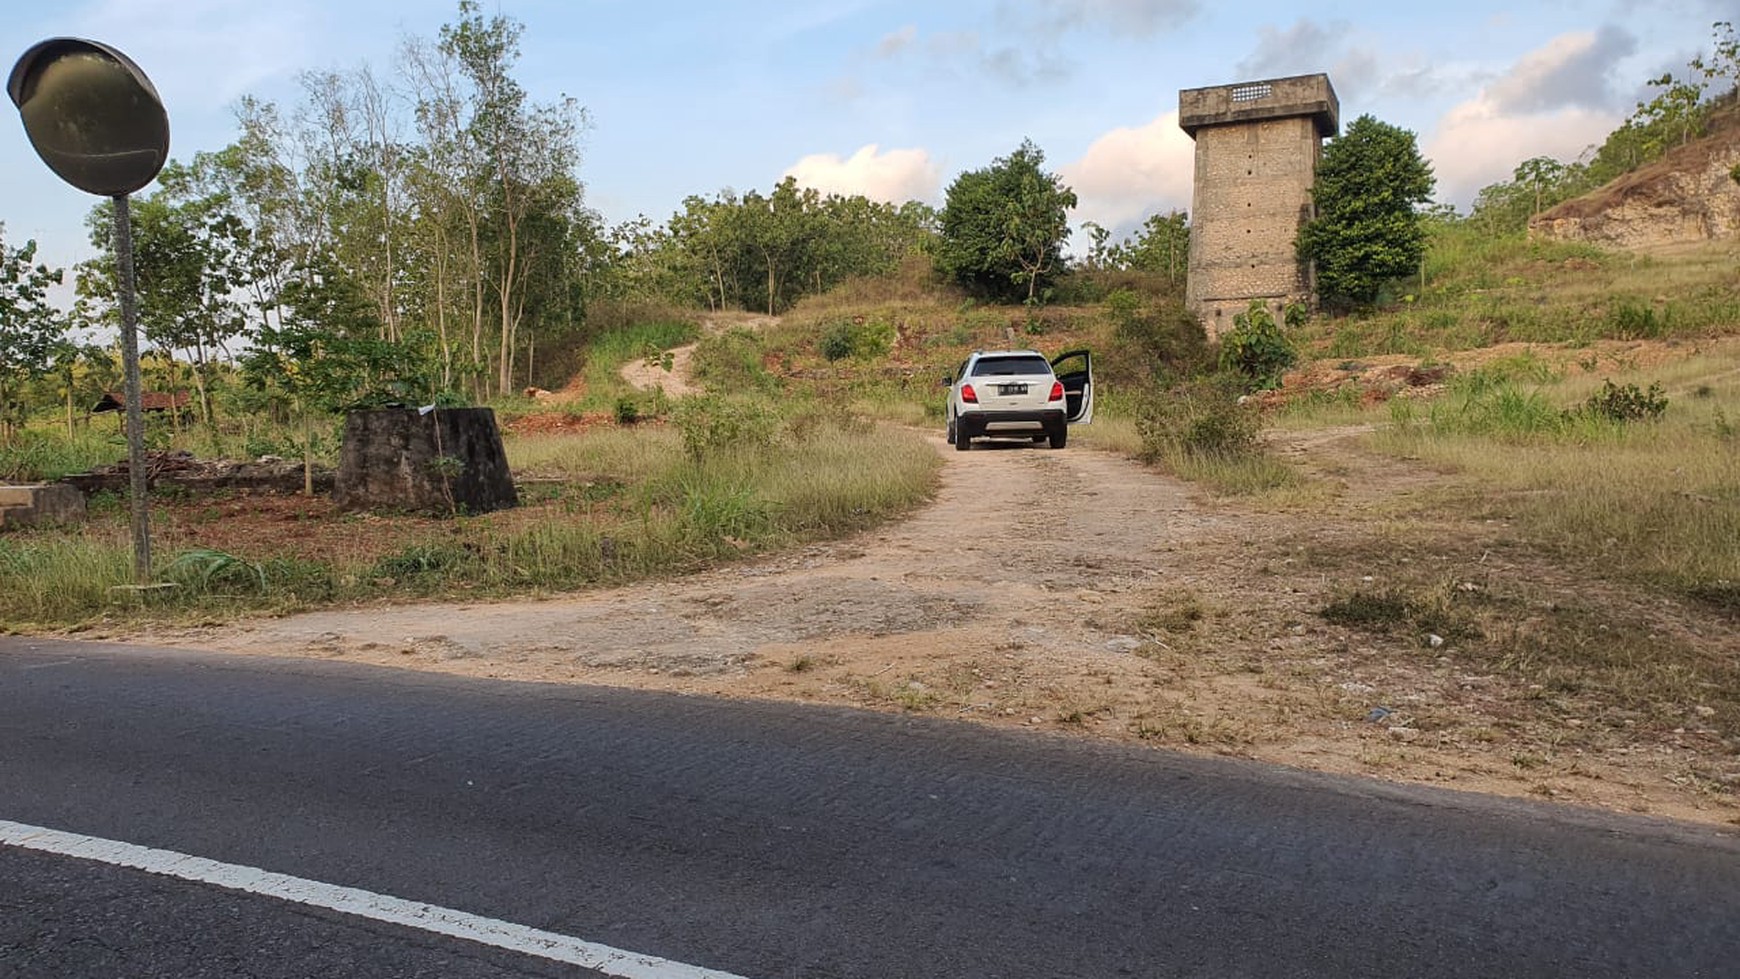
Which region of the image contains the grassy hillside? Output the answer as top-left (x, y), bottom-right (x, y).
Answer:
top-left (709, 233), bottom-right (1739, 621)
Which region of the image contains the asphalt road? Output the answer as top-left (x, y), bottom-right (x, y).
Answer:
top-left (2, 637), bottom-right (1737, 978)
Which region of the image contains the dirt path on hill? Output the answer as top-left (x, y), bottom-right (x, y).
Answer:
top-left (617, 314), bottom-right (777, 398)
top-left (133, 425), bottom-right (1740, 829)
top-left (617, 343), bottom-right (699, 397)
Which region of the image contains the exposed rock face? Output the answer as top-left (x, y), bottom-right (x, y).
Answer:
top-left (1530, 127), bottom-right (1740, 250)
top-left (333, 407), bottom-right (517, 515)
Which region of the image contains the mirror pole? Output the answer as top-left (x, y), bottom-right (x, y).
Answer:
top-left (112, 192), bottom-right (151, 583)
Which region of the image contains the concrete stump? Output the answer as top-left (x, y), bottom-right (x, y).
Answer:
top-left (333, 407), bottom-right (517, 514)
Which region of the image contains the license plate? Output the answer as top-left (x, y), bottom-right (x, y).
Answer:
top-left (998, 383), bottom-right (1027, 396)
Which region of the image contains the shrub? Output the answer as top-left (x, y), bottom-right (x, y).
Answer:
top-left (820, 323), bottom-right (855, 361)
top-left (1579, 380), bottom-right (1668, 422)
top-left (1135, 374), bottom-right (1261, 460)
top-left (1103, 289), bottom-right (1211, 387)
top-left (671, 395), bottom-right (781, 460)
top-left (613, 396), bottom-right (641, 426)
top-left (1218, 301), bottom-right (1297, 390)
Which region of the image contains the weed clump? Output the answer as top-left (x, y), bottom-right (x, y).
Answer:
top-left (671, 395), bottom-right (781, 460)
top-left (691, 328), bottom-right (775, 392)
top-left (613, 396), bottom-right (641, 426)
top-left (1136, 374), bottom-right (1261, 460)
top-left (1577, 380), bottom-right (1668, 423)
top-left (1320, 584), bottom-right (1478, 643)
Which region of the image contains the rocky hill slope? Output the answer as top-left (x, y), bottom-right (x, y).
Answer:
top-left (1531, 107), bottom-right (1740, 250)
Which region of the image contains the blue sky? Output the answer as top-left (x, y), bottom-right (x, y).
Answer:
top-left (2, 0), bottom-right (1733, 277)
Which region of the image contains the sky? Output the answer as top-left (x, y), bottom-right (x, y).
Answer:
top-left (2, 0), bottom-right (1735, 280)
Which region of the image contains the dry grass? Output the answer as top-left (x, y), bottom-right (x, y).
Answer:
top-left (1371, 346), bottom-right (1740, 611)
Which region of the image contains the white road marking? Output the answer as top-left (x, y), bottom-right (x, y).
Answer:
top-left (0, 819), bottom-right (750, 979)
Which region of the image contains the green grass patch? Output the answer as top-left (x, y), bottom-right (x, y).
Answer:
top-left (0, 415), bottom-right (941, 628)
top-left (0, 428), bottom-right (129, 482)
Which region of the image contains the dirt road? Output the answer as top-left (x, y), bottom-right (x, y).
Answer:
top-left (134, 423), bottom-right (1740, 828)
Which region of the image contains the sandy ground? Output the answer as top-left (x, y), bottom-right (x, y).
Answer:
top-left (618, 343), bottom-right (699, 398)
top-left (132, 423), bottom-right (1740, 830)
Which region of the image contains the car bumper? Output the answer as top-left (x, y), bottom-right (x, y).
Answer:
top-left (957, 409), bottom-right (1065, 437)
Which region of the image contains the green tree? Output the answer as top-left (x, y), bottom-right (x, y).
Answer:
top-left (1698, 21), bottom-right (1738, 94)
top-left (241, 265), bottom-right (448, 495)
top-left (0, 228), bottom-right (66, 440)
top-left (1113, 210), bottom-right (1190, 283)
top-left (1296, 115), bottom-right (1436, 310)
top-left (1633, 72), bottom-right (1708, 153)
top-left (934, 139), bottom-right (1077, 303)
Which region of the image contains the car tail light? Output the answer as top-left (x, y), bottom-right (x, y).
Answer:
top-left (1048, 381), bottom-right (1064, 402)
top-left (961, 384), bottom-right (978, 403)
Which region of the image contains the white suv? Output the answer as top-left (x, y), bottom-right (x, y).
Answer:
top-left (945, 349), bottom-right (1093, 451)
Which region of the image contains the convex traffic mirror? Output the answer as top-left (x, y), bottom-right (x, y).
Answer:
top-left (8, 37), bottom-right (169, 196)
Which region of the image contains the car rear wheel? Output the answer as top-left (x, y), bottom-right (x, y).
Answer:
top-left (1049, 427), bottom-right (1067, 449)
top-left (955, 426), bottom-right (971, 451)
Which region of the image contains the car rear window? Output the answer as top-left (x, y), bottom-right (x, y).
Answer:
top-left (970, 355), bottom-right (1051, 377)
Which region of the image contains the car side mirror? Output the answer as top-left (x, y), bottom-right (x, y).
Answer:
top-left (941, 374), bottom-right (953, 387)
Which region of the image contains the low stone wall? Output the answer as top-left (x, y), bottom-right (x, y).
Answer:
top-left (0, 483), bottom-right (88, 530)
top-left (60, 458), bottom-right (334, 497)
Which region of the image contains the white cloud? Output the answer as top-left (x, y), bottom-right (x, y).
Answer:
top-left (1425, 102), bottom-right (1617, 205)
top-left (1058, 110), bottom-right (1196, 231)
top-left (1423, 31), bottom-right (1631, 205)
top-left (784, 144), bottom-right (941, 204)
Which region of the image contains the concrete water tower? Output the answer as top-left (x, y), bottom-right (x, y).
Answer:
top-left (1178, 73), bottom-right (1338, 335)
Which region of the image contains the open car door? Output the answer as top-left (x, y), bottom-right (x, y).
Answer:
top-left (1051, 349), bottom-right (1093, 425)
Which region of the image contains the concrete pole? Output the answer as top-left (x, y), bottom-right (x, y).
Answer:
top-left (112, 193), bottom-right (151, 584)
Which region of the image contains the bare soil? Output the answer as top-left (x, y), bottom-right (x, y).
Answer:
top-left (128, 426), bottom-right (1740, 830)
top-left (618, 343), bottom-right (699, 397)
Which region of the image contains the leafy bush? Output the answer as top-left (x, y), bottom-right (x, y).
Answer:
top-left (821, 318), bottom-right (896, 362)
top-left (1579, 380), bottom-right (1668, 422)
top-left (820, 323), bottom-right (855, 361)
top-left (671, 395), bottom-right (781, 460)
top-left (613, 396), bottom-right (641, 426)
top-left (1218, 301), bottom-right (1297, 391)
top-left (1136, 374), bottom-right (1261, 460)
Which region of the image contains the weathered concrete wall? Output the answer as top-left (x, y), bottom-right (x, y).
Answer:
top-left (1180, 74), bottom-right (1338, 335)
top-left (0, 483), bottom-right (87, 530)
